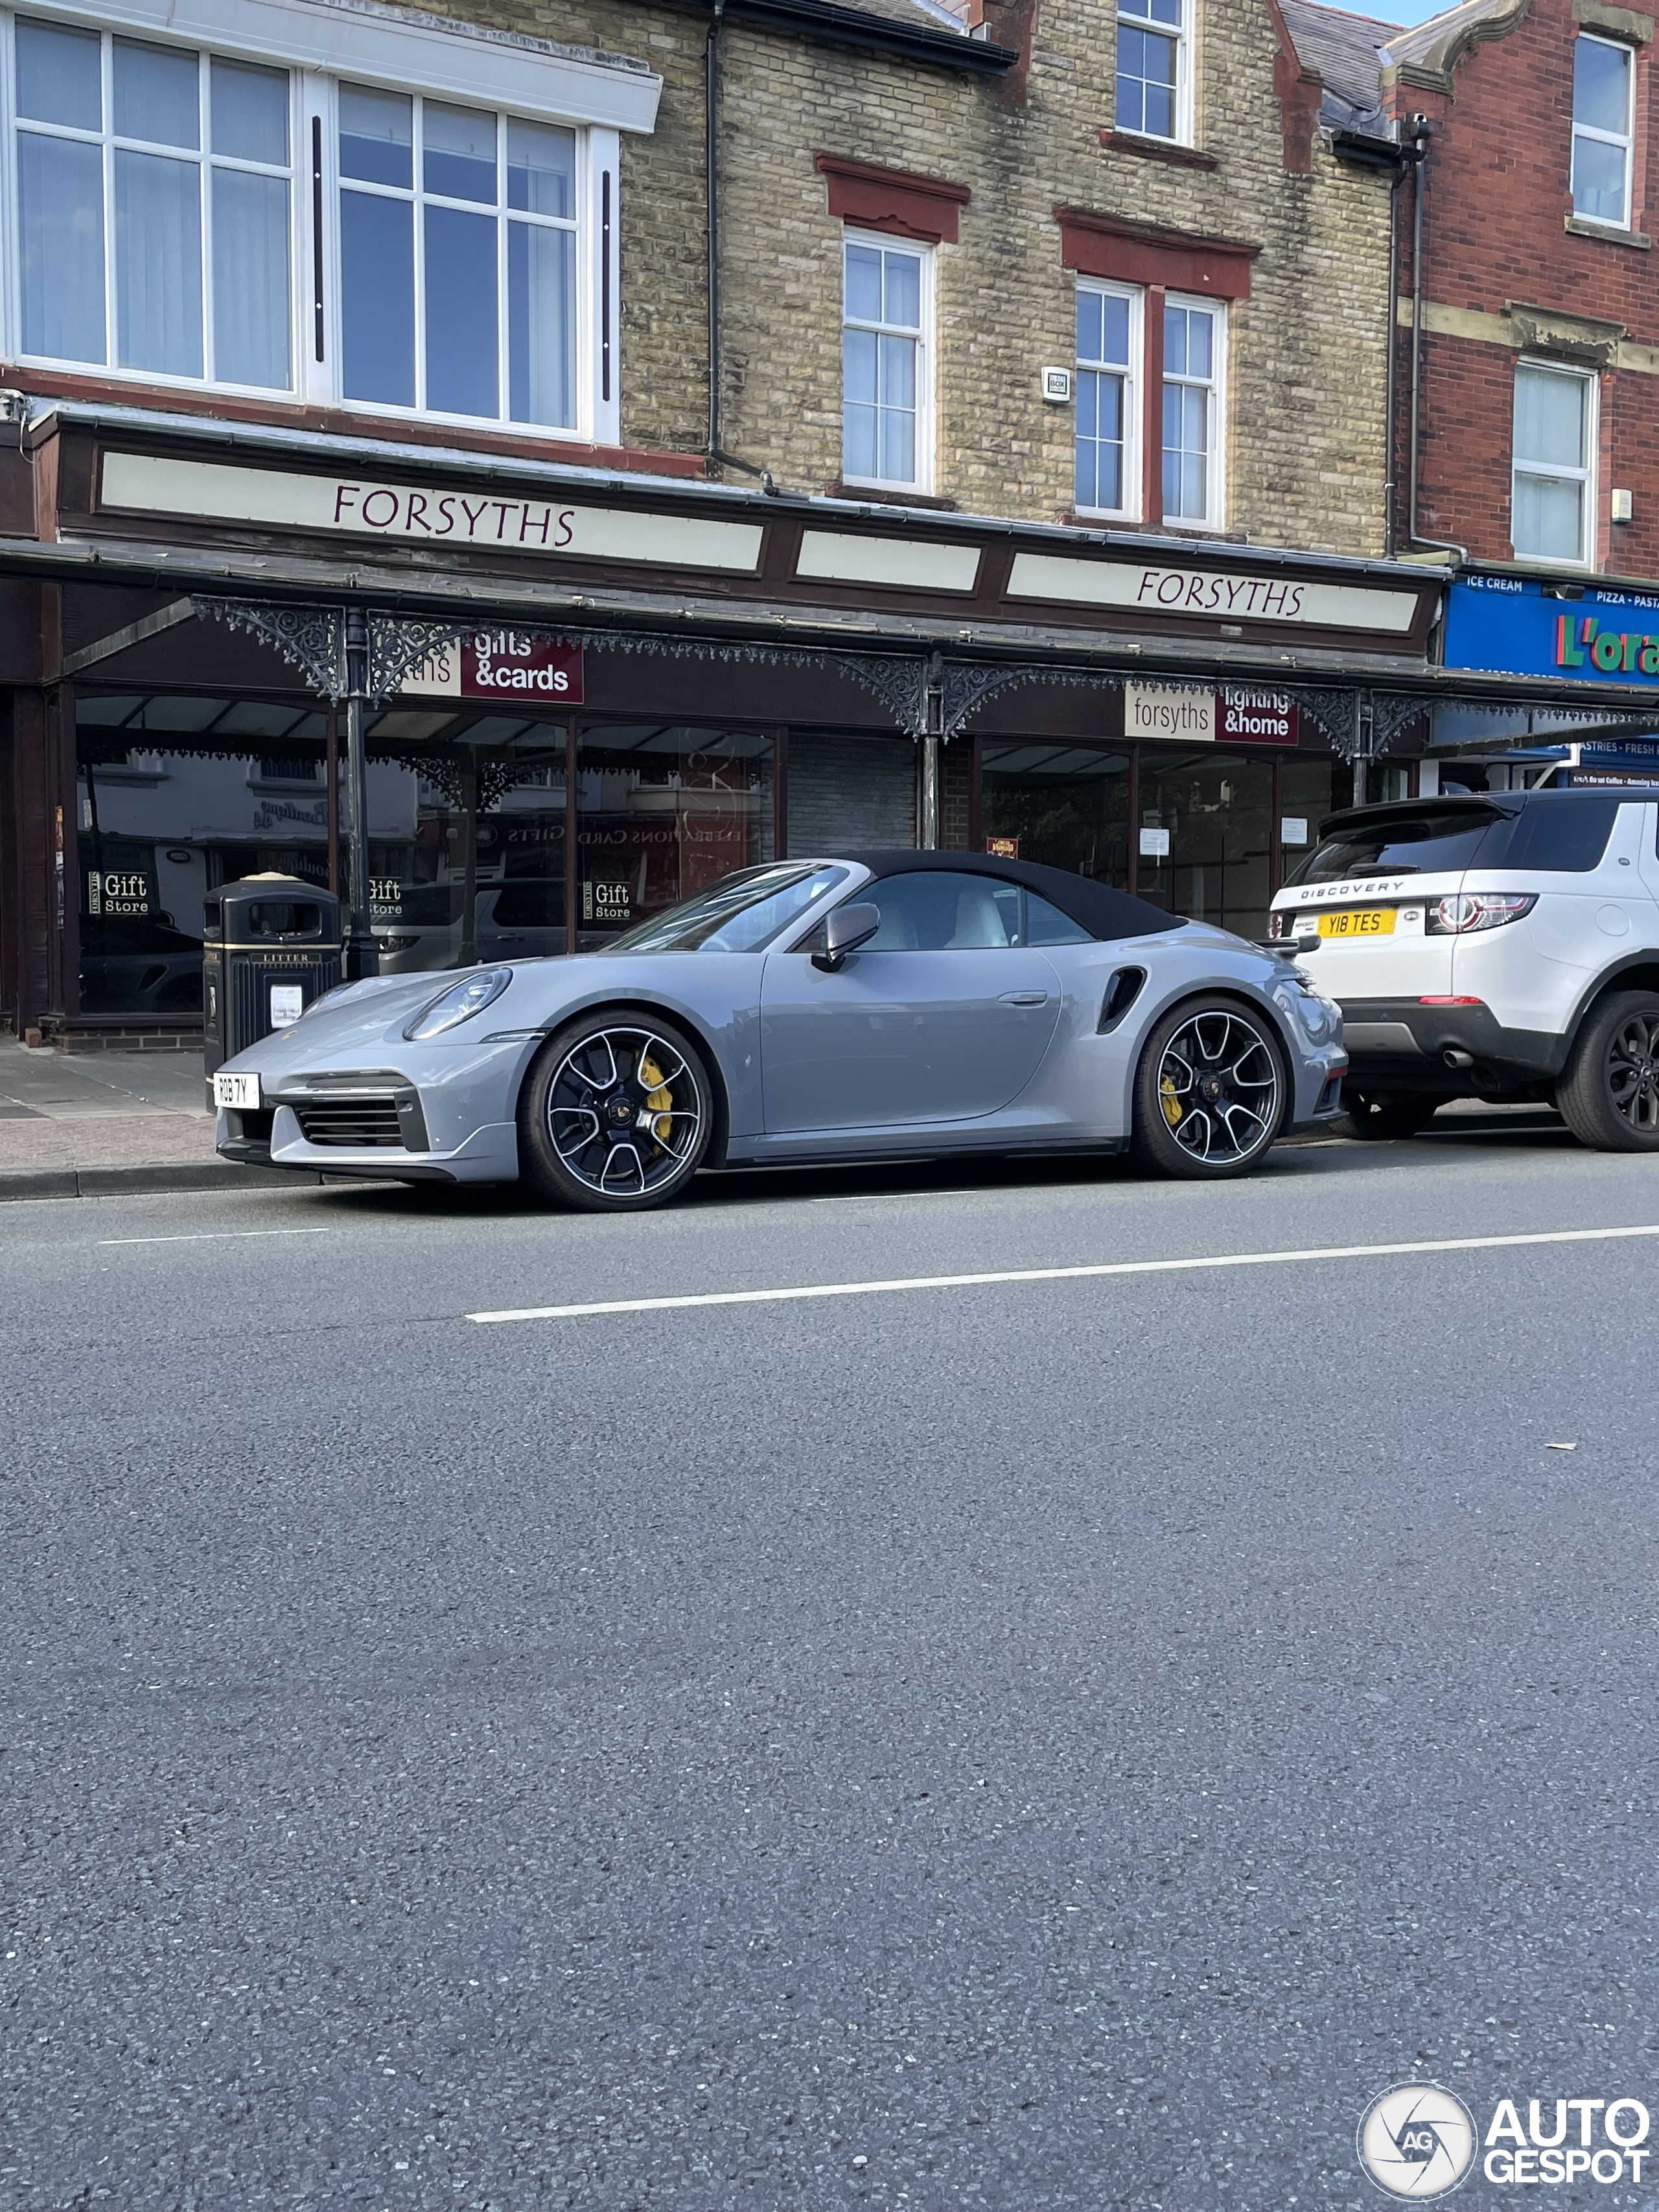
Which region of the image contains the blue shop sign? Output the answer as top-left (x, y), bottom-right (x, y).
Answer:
top-left (1444, 574), bottom-right (1659, 682)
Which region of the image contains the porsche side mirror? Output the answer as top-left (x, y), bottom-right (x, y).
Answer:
top-left (812, 902), bottom-right (881, 973)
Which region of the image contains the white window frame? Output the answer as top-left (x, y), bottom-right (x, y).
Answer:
top-left (0, 0), bottom-right (637, 444)
top-left (1074, 277), bottom-right (1141, 522)
top-left (8, 32), bottom-right (298, 393)
top-left (1571, 30), bottom-right (1634, 229)
top-left (1114, 0), bottom-right (1192, 148)
top-left (1161, 290), bottom-right (1225, 531)
top-left (330, 87), bottom-right (585, 432)
top-left (841, 227), bottom-right (934, 496)
top-left (1511, 356), bottom-right (1597, 568)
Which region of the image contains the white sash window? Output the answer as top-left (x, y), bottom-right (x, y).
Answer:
top-left (3, 2), bottom-right (647, 441)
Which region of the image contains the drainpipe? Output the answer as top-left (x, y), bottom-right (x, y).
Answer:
top-left (1406, 116), bottom-right (1468, 560)
top-left (342, 606), bottom-right (379, 982)
top-left (701, 2), bottom-right (775, 489)
top-left (920, 653), bottom-right (944, 849)
top-left (705, 0), bottom-right (725, 463)
top-left (1383, 152), bottom-right (1403, 557)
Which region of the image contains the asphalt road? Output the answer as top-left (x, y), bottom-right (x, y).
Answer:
top-left (5, 1118), bottom-right (1659, 2211)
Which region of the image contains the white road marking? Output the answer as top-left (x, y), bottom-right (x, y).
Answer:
top-left (468, 1220), bottom-right (1659, 1325)
top-left (97, 1228), bottom-right (331, 1247)
top-left (811, 1188), bottom-right (982, 1204)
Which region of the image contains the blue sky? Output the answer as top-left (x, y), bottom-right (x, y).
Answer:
top-left (1371, 0), bottom-right (1463, 25)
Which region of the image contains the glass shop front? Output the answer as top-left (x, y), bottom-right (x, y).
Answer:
top-left (973, 741), bottom-right (1351, 944)
top-left (72, 693), bottom-right (924, 1013)
top-left (72, 684), bottom-right (1352, 1017)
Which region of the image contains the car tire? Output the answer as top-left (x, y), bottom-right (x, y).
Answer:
top-left (1336, 1088), bottom-right (1448, 1141)
top-left (1129, 995), bottom-right (1287, 1180)
top-left (518, 1008), bottom-right (715, 1211)
top-left (1554, 989), bottom-right (1659, 1151)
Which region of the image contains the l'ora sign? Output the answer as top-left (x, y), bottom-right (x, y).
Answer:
top-left (1557, 612), bottom-right (1659, 674)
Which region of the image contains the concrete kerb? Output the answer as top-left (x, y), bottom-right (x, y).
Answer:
top-left (0, 1162), bottom-right (327, 1203)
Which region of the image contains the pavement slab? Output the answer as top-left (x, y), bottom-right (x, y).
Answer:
top-left (0, 1039), bottom-right (217, 1179)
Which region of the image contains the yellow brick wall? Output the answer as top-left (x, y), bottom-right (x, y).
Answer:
top-left (403, 0), bottom-right (1394, 555)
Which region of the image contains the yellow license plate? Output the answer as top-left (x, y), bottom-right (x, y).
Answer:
top-left (1319, 907), bottom-right (1396, 938)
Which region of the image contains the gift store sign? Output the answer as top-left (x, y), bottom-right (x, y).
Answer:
top-left (396, 630), bottom-right (585, 702)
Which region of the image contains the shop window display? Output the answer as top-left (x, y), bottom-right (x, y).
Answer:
top-left (1278, 759), bottom-right (1343, 859)
top-left (74, 692), bottom-right (572, 1011)
top-left (367, 713), bottom-right (567, 972)
top-left (575, 726), bottom-right (773, 949)
top-left (76, 693), bottom-right (331, 1014)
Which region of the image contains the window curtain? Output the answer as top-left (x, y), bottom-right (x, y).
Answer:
top-left (509, 222), bottom-right (574, 427)
top-left (212, 169), bottom-right (289, 388)
top-left (115, 148), bottom-right (203, 376)
top-left (19, 134), bottom-right (105, 362)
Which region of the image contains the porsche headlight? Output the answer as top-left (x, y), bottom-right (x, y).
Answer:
top-left (402, 968), bottom-right (513, 1040)
top-left (1277, 982), bottom-right (1338, 1045)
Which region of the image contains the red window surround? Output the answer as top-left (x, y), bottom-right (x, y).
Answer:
top-left (1054, 205), bottom-right (1259, 299)
top-left (1056, 207), bottom-right (1259, 527)
top-left (816, 154), bottom-right (971, 244)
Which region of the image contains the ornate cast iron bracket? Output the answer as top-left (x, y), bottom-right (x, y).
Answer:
top-left (196, 599), bottom-right (1441, 774)
top-left (196, 598), bottom-right (347, 697)
top-left (365, 615), bottom-right (483, 703)
top-left (820, 651), bottom-right (931, 737)
top-left (1294, 688), bottom-right (1428, 762)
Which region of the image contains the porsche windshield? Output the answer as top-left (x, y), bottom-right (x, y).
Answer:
top-left (606, 865), bottom-right (848, 952)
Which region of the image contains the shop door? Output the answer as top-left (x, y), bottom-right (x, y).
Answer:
top-left (1136, 751), bottom-right (1274, 938)
top-left (977, 744), bottom-right (1131, 885)
top-left (760, 870), bottom-right (1062, 1132)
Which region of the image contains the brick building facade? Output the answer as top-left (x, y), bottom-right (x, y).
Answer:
top-left (0, 0), bottom-right (1444, 1047)
top-left (1380, 0), bottom-right (1659, 578)
top-left (1255, 0), bottom-right (1659, 793)
top-left (708, 0), bottom-right (1399, 550)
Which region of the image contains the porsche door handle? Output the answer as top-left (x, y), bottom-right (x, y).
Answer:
top-left (999, 990), bottom-right (1050, 1006)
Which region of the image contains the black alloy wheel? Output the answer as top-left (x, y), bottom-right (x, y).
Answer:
top-left (1555, 990), bottom-right (1659, 1152)
top-left (1130, 998), bottom-right (1286, 1179)
top-left (518, 1011), bottom-right (714, 1210)
top-left (1336, 1088), bottom-right (1449, 1141)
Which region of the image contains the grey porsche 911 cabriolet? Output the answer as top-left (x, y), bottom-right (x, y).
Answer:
top-left (213, 850), bottom-right (1347, 1209)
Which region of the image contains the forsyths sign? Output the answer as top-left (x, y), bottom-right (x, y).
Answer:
top-left (398, 629), bottom-right (585, 701)
top-left (1008, 552), bottom-right (1421, 634)
top-left (99, 453), bottom-right (766, 572)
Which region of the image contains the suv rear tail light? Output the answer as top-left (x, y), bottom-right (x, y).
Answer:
top-left (1427, 892), bottom-right (1537, 934)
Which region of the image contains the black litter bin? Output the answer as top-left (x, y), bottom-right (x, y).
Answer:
top-left (203, 874), bottom-right (342, 1106)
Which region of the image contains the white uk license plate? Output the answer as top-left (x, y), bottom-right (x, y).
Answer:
top-left (214, 1071), bottom-right (261, 1110)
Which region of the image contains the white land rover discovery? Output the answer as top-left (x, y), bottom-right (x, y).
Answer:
top-left (1267, 787), bottom-right (1659, 1147)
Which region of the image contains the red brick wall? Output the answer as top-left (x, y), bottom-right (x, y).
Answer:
top-left (1391, 0), bottom-right (1659, 572)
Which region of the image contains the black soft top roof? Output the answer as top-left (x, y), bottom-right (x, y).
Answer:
top-left (835, 850), bottom-right (1184, 942)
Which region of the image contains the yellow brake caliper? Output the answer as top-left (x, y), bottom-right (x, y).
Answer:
top-left (1160, 1072), bottom-right (1184, 1127)
top-left (639, 1054), bottom-right (673, 1144)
